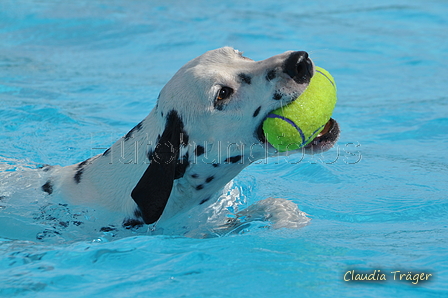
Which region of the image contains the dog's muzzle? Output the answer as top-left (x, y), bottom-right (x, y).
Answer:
top-left (255, 50), bottom-right (339, 154)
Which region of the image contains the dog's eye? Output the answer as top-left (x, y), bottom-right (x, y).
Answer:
top-left (217, 87), bottom-right (233, 101)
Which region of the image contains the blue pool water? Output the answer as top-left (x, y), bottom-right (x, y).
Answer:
top-left (1, 0), bottom-right (448, 297)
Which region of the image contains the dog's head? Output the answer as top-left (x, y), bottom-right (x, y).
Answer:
top-left (157, 47), bottom-right (321, 154)
top-left (131, 47), bottom-right (339, 224)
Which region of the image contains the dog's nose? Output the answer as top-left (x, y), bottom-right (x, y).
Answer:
top-left (283, 51), bottom-right (313, 84)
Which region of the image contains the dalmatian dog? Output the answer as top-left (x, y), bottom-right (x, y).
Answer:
top-left (38, 47), bottom-right (339, 232)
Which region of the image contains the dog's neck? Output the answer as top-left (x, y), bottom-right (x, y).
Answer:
top-left (54, 107), bottom-right (260, 225)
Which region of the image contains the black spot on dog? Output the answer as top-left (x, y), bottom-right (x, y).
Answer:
top-left (42, 180), bottom-right (53, 195)
top-left (73, 158), bottom-right (90, 184)
top-left (253, 106), bottom-right (261, 117)
top-left (195, 145), bottom-right (205, 157)
top-left (174, 152), bottom-right (189, 180)
top-left (273, 92), bottom-right (282, 100)
top-left (224, 155), bottom-right (242, 164)
top-left (72, 221), bottom-right (83, 226)
top-left (212, 163), bottom-right (219, 168)
top-left (205, 176), bottom-right (214, 183)
top-left (78, 158), bottom-right (90, 168)
top-left (74, 168), bottom-right (84, 184)
top-left (196, 184), bottom-right (204, 190)
top-left (131, 109), bottom-right (190, 224)
top-left (124, 121), bottom-right (144, 141)
top-left (100, 226), bottom-right (117, 232)
top-left (238, 73), bottom-right (252, 85)
top-left (191, 173), bottom-right (199, 178)
top-left (266, 69), bottom-right (276, 81)
top-left (123, 218), bottom-right (144, 229)
top-left (103, 148), bottom-right (111, 156)
top-left (199, 197), bottom-right (211, 205)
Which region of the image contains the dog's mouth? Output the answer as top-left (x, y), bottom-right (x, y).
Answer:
top-left (303, 118), bottom-right (339, 154)
top-left (256, 118), bottom-right (340, 154)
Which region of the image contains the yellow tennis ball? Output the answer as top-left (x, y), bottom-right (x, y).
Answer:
top-left (262, 66), bottom-right (337, 152)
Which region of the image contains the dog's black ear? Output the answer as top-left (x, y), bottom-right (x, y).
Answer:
top-left (131, 110), bottom-right (187, 224)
